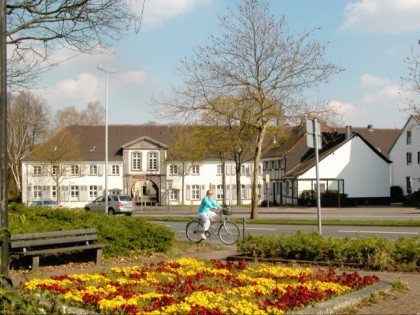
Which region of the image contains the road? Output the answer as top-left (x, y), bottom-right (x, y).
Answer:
top-left (155, 221), bottom-right (420, 242)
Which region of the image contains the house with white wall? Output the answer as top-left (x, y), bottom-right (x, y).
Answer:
top-left (21, 125), bottom-right (260, 208)
top-left (389, 115), bottom-right (420, 195)
top-left (262, 124), bottom-right (400, 206)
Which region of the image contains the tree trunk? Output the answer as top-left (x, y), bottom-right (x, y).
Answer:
top-left (221, 157), bottom-right (226, 206)
top-left (250, 125), bottom-right (267, 219)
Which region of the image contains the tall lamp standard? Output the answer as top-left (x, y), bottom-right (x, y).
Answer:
top-left (97, 65), bottom-right (115, 214)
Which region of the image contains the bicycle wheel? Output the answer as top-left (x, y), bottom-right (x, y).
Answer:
top-left (218, 221), bottom-right (240, 245)
top-left (186, 220), bottom-right (204, 243)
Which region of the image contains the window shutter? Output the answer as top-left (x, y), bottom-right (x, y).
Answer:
top-left (80, 186), bottom-right (88, 201)
top-left (186, 185), bottom-right (191, 200)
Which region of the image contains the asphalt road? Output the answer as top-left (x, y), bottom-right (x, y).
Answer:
top-left (157, 221), bottom-right (420, 242)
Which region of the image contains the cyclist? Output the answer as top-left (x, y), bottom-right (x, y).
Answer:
top-left (198, 189), bottom-right (222, 240)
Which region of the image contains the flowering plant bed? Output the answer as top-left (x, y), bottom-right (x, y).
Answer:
top-left (22, 258), bottom-right (379, 314)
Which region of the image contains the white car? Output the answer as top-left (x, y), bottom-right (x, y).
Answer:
top-left (84, 195), bottom-right (134, 216)
top-left (31, 200), bottom-right (61, 209)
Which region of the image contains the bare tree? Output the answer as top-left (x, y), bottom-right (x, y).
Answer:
top-left (54, 101), bottom-right (105, 129)
top-left (29, 128), bottom-right (83, 204)
top-left (6, 0), bottom-right (145, 88)
top-left (7, 91), bottom-right (50, 197)
top-left (158, 0), bottom-right (342, 218)
top-left (401, 48), bottom-right (420, 116)
top-left (167, 127), bottom-right (207, 205)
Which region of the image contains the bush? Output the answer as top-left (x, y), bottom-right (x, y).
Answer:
top-left (8, 206), bottom-right (175, 258)
top-left (404, 189), bottom-right (420, 207)
top-left (320, 190), bottom-right (348, 207)
top-left (237, 231), bottom-right (420, 271)
top-left (390, 186), bottom-right (405, 203)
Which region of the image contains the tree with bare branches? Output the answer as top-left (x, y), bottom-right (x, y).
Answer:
top-left (7, 91), bottom-right (50, 198)
top-left (401, 48), bottom-right (420, 116)
top-left (54, 101), bottom-right (105, 129)
top-left (6, 0), bottom-right (145, 88)
top-left (158, 0), bottom-right (342, 218)
top-left (29, 128), bottom-right (83, 204)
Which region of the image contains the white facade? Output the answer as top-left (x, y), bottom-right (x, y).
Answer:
top-left (298, 136), bottom-right (391, 198)
top-left (21, 157), bottom-right (260, 208)
top-left (389, 115), bottom-right (420, 195)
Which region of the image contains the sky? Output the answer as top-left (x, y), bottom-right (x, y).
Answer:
top-left (29, 0), bottom-right (420, 129)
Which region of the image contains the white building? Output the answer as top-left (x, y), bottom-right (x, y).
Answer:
top-left (262, 124), bottom-right (400, 206)
top-left (21, 125), bottom-right (261, 208)
top-left (389, 115), bottom-right (420, 195)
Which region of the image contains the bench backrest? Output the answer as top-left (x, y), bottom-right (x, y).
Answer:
top-left (10, 228), bottom-right (99, 250)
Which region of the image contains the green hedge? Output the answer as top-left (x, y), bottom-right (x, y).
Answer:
top-left (237, 231), bottom-right (420, 271)
top-left (7, 203), bottom-right (175, 257)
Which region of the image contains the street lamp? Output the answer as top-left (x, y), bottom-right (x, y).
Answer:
top-left (97, 64), bottom-right (115, 214)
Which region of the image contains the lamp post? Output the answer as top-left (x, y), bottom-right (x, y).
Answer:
top-left (97, 65), bottom-right (115, 214)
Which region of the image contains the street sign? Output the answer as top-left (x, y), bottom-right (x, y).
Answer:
top-left (306, 119), bottom-right (322, 149)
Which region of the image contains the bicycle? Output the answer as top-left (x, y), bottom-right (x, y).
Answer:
top-left (185, 207), bottom-right (240, 245)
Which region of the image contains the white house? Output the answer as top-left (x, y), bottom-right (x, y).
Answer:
top-left (389, 115), bottom-right (420, 195)
top-left (21, 125), bottom-right (261, 208)
top-left (262, 124), bottom-right (399, 206)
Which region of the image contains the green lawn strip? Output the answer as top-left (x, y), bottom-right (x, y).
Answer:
top-left (140, 216), bottom-right (420, 227)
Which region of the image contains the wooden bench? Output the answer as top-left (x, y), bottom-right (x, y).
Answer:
top-left (10, 228), bottom-right (110, 270)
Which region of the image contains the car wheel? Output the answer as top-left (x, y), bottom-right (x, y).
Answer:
top-left (108, 208), bottom-right (116, 215)
top-left (85, 207), bottom-right (90, 211)
top-left (124, 212), bottom-right (132, 216)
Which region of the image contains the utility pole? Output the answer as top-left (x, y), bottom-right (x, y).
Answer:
top-left (0, 0), bottom-right (9, 278)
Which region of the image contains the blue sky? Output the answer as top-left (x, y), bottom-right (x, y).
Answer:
top-left (31, 0), bottom-right (420, 129)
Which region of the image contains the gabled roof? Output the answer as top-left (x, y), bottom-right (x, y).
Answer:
top-left (121, 136), bottom-right (168, 150)
top-left (283, 133), bottom-right (392, 178)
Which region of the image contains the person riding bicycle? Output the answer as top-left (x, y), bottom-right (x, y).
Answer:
top-left (198, 189), bottom-right (222, 240)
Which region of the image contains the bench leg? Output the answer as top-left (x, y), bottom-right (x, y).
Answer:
top-left (95, 249), bottom-right (103, 266)
top-left (32, 256), bottom-right (40, 270)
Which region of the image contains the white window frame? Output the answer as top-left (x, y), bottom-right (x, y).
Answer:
top-left (170, 190), bottom-right (178, 200)
top-left (407, 152), bottom-right (413, 165)
top-left (132, 152), bottom-right (142, 171)
top-left (241, 184), bottom-right (246, 200)
top-left (148, 152), bottom-right (158, 171)
top-left (52, 165), bottom-right (59, 175)
top-left (33, 185), bottom-right (42, 198)
top-left (191, 184), bottom-right (200, 199)
top-left (407, 130), bottom-right (412, 145)
top-left (217, 165), bottom-right (222, 175)
top-left (169, 164), bottom-right (178, 175)
top-left (112, 165), bottom-right (120, 175)
top-left (70, 185), bottom-right (79, 200)
top-left (191, 164), bottom-right (200, 175)
top-left (89, 165), bottom-right (98, 175)
top-left (51, 186), bottom-right (57, 199)
top-left (71, 165), bottom-right (80, 175)
top-left (216, 185), bottom-right (223, 199)
top-left (33, 165), bottom-right (42, 176)
top-left (89, 185), bottom-right (98, 199)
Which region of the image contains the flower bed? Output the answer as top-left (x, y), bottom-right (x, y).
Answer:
top-left (22, 258), bottom-right (379, 314)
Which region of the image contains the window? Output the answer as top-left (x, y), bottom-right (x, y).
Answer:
top-left (241, 165), bottom-right (246, 175)
top-left (148, 152), bottom-right (158, 170)
top-left (71, 165), bottom-right (80, 175)
top-left (70, 185), bottom-right (79, 199)
top-left (217, 165), bottom-right (222, 175)
top-left (132, 152), bottom-right (142, 170)
top-left (52, 186), bottom-right (57, 198)
top-left (170, 190), bottom-right (178, 200)
top-left (52, 165), bottom-right (59, 175)
top-left (169, 164), bottom-right (178, 175)
top-left (216, 185), bottom-right (223, 199)
top-left (191, 184), bottom-right (200, 199)
top-left (406, 176), bottom-right (412, 194)
top-left (89, 165), bottom-right (98, 175)
top-left (33, 165), bottom-right (42, 176)
top-left (241, 185), bottom-right (246, 199)
top-left (89, 185), bottom-right (98, 199)
top-left (407, 130), bottom-right (412, 144)
top-left (407, 152), bottom-right (412, 165)
top-left (191, 164), bottom-right (200, 175)
top-left (112, 165), bottom-right (120, 175)
top-left (33, 185), bottom-right (42, 198)
top-left (418, 152), bottom-right (420, 164)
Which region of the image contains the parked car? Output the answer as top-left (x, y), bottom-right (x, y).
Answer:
top-left (84, 195), bottom-right (134, 216)
top-left (31, 200), bottom-right (61, 209)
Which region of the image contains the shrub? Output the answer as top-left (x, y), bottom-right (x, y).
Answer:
top-left (320, 190), bottom-right (348, 207)
top-left (237, 231), bottom-right (419, 271)
top-left (8, 206), bottom-right (175, 258)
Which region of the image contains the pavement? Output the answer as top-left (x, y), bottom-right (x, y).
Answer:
top-left (11, 205), bottom-right (420, 314)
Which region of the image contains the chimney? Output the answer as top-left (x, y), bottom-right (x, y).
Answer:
top-left (345, 126), bottom-right (352, 139)
top-left (367, 124), bottom-right (373, 131)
